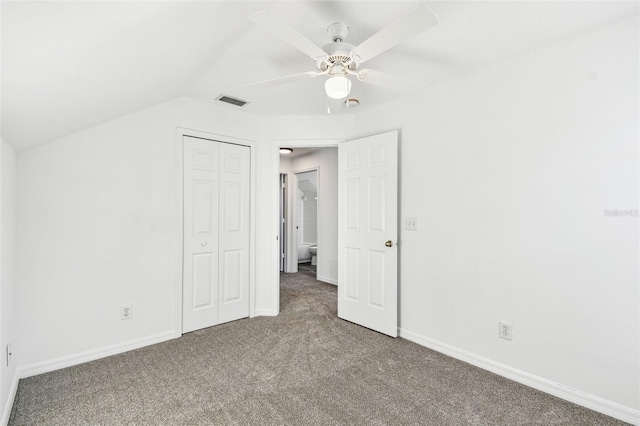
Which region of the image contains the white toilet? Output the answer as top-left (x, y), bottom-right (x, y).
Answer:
top-left (309, 246), bottom-right (317, 266)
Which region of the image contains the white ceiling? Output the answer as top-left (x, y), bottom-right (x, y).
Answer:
top-left (281, 147), bottom-right (323, 159)
top-left (2, 1), bottom-right (638, 151)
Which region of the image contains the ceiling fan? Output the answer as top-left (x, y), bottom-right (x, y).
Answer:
top-left (247, 5), bottom-right (438, 100)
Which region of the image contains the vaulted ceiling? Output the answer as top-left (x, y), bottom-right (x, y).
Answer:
top-left (2, 1), bottom-right (638, 151)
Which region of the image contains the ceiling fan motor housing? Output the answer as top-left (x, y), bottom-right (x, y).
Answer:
top-left (318, 41), bottom-right (358, 72)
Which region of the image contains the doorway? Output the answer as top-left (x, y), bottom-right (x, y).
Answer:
top-left (278, 146), bottom-right (339, 287)
top-left (272, 131), bottom-right (399, 337)
top-left (294, 169), bottom-right (318, 278)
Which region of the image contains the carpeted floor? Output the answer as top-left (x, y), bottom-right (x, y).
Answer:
top-left (9, 270), bottom-right (627, 425)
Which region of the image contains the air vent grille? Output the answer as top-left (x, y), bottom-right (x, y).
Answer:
top-left (216, 95), bottom-right (249, 107)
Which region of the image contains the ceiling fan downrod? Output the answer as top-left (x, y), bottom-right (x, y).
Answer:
top-left (327, 22), bottom-right (349, 43)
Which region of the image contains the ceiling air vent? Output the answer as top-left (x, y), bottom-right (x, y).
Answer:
top-left (216, 95), bottom-right (249, 107)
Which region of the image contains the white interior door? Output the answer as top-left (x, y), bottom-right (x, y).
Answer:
top-left (183, 136), bottom-right (250, 333)
top-left (338, 131), bottom-right (398, 337)
top-left (217, 142), bottom-right (250, 324)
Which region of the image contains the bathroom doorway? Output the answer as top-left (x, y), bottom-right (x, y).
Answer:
top-left (295, 169), bottom-right (318, 278)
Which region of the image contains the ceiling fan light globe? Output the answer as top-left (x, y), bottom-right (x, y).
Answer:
top-left (325, 76), bottom-right (351, 99)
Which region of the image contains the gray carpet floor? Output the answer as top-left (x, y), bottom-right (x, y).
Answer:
top-left (9, 267), bottom-right (627, 425)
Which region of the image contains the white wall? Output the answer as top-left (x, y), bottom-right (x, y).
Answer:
top-left (296, 170), bottom-right (318, 245)
top-left (279, 156), bottom-right (291, 174)
top-left (1, 140), bottom-right (18, 424)
top-left (353, 16), bottom-right (639, 418)
top-left (15, 97), bottom-right (261, 371)
top-left (295, 170), bottom-right (318, 188)
top-left (291, 149), bottom-right (339, 284)
top-left (300, 196), bottom-right (318, 245)
top-left (12, 96), bottom-right (351, 375)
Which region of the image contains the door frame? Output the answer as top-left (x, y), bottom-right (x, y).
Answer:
top-left (175, 127), bottom-right (257, 336)
top-left (271, 139), bottom-right (344, 315)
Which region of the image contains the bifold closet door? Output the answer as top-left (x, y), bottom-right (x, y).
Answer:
top-left (183, 136), bottom-right (250, 333)
top-left (217, 142), bottom-right (250, 324)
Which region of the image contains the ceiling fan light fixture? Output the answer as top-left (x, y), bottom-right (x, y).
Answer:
top-left (325, 76), bottom-right (351, 99)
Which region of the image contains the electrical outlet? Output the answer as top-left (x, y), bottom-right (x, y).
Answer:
top-left (406, 217), bottom-right (418, 230)
top-left (499, 321), bottom-right (513, 340)
top-left (121, 304), bottom-right (132, 320)
top-left (6, 344), bottom-right (12, 366)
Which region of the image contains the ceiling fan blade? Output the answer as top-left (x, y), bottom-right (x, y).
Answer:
top-left (351, 5), bottom-right (437, 63)
top-left (247, 72), bottom-right (320, 90)
top-left (249, 11), bottom-right (327, 61)
top-left (357, 69), bottom-right (428, 94)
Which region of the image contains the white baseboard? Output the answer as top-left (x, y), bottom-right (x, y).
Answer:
top-left (16, 331), bottom-right (177, 380)
top-left (398, 328), bottom-right (639, 425)
top-left (317, 275), bottom-right (337, 286)
top-left (9, 325), bottom-right (635, 424)
top-left (254, 309), bottom-right (277, 316)
top-left (2, 331), bottom-right (177, 425)
top-left (2, 372), bottom-right (19, 426)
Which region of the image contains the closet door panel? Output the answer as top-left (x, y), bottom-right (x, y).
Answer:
top-left (218, 143), bottom-right (250, 324)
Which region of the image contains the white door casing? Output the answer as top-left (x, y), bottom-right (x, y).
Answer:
top-left (183, 136), bottom-right (250, 333)
top-left (338, 131), bottom-right (398, 337)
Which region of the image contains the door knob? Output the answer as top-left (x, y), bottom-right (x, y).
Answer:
top-left (201, 241), bottom-right (207, 247)
top-left (385, 240), bottom-right (393, 247)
